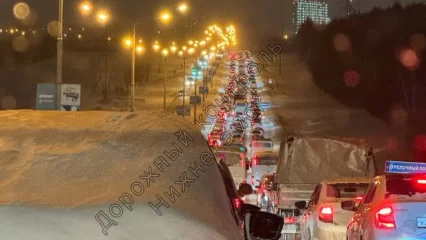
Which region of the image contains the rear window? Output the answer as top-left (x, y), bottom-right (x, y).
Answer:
top-left (253, 142), bottom-right (272, 148)
top-left (256, 155), bottom-right (278, 165)
top-left (326, 183), bottom-right (369, 198)
top-left (386, 177), bottom-right (426, 197)
top-left (263, 175), bottom-right (275, 184)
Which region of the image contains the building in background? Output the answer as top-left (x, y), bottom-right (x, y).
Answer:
top-left (341, 0), bottom-right (357, 17)
top-left (293, 0), bottom-right (331, 33)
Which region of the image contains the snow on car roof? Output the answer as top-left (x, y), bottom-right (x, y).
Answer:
top-left (322, 177), bottom-right (373, 184)
top-left (0, 110), bottom-right (240, 239)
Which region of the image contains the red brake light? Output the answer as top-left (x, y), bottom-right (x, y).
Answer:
top-left (417, 179), bottom-right (426, 184)
top-left (284, 217), bottom-right (297, 224)
top-left (375, 206), bottom-right (395, 229)
top-left (233, 198), bottom-right (241, 209)
top-left (319, 206), bottom-right (333, 223)
top-left (253, 156), bottom-right (258, 165)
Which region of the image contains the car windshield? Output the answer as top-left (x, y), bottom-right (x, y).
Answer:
top-left (326, 183), bottom-right (369, 198)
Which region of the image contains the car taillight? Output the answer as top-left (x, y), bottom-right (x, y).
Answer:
top-left (375, 206), bottom-right (395, 229)
top-left (284, 217), bottom-right (297, 224)
top-left (417, 179), bottom-right (426, 184)
top-left (355, 196), bottom-right (363, 202)
top-left (253, 156), bottom-right (258, 165)
top-left (233, 198), bottom-right (241, 209)
top-left (319, 206), bottom-right (333, 223)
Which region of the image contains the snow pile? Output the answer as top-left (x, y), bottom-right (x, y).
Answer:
top-left (0, 110), bottom-right (240, 239)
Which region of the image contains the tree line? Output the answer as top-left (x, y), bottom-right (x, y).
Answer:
top-left (297, 3), bottom-right (426, 133)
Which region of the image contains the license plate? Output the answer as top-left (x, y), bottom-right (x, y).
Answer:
top-left (417, 218), bottom-right (426, 228)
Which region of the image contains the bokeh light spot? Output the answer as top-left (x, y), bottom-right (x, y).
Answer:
top-left (333, 33), bottom-right (352, 52)
top-left (12, 36), bottom-right (29, 52)
top-left (13, 2), bottom-right (30, 20)
top-left (399, 48), bottom-right (419, 70)
top-left (344, 70), bottom-right (360, 87)
top-left (47, 21), bottom-right (59, 37)
top-left (1, 96), bottom-right (17, 109)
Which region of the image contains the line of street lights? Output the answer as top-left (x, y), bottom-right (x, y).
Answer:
top-left (56, 0), bottom-right (236, 112)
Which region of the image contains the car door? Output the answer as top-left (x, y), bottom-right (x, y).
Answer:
top-left (352, 180), bottom-right (378, 240)
top-left (301, 184), bottom-right (322, 239)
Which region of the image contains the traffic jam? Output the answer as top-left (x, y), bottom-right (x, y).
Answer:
top-left (206, 51), bottom-right (426, 240)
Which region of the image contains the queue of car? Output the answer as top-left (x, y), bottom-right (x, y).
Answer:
top-left (290, 160), bottom-right (426, 240)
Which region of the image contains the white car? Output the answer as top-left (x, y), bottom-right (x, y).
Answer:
top-left (295, 178), bottom-right (371, 240)
top-left (345, 160), bottom-right (426, 240)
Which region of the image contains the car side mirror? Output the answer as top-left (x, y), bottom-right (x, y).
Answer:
top-left (341, 200), bottom-right (357, 211)
top-left (295, 201), bottom-right (307, 210)
top-left (238, 183), bottom-right (253, 196)
top-left (244, 210), bottom-right (284, 240)
top-left (240, 203), bottom-right (260, 221)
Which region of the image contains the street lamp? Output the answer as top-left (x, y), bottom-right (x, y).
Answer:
top-left (177, 3), bottom-right (188, 13)
top-left (170, 45), bottom-right (177, 53)
top-left (56, 0), bottom-right (64, 109)
top-left (159, 10), bottom-right (172, 24)
top-left (79, 1), bottom-right (92, 16)
top-left (96, 10), bottom-right (110, 24)
top-left (153, 41), bottom-right (160, 52)
top-left (162, 49), bottom-right (169, 111)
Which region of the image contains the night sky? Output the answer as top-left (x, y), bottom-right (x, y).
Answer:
top-left (0, 0), bottom-right (422, 45)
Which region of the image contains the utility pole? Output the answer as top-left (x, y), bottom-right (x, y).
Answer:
top-left (193, 74), bottom-right (197, 123)
top-left (131, 24), bottom-right (136, 112)
top-left (56, 0), bottom-right (64, 110)
top-left (163, 56), bottom-right (167, 111)
top-left (182, 57), bottom-right (186, 118)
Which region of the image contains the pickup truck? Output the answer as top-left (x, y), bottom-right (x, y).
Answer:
top-left (273, 136), bottom-right (377, 239)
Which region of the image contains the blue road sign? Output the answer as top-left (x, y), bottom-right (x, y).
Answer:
top-left (385, 160), bottom-right (426, 174)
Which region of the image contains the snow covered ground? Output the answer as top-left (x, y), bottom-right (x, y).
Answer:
top-left (261, 54), bottom-right (414, 174)
top-left (0, 110), bottom-right (241, 239)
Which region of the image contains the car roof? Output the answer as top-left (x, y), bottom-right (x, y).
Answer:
top-left (256, 151), bottom-right (278, 156)
top-left (321, 177), bottom-right (373, 185)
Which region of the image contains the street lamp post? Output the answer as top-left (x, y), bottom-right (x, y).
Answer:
top-left (164, 56), bottom-right (167, 111)
top-left (182, 56), bottom-right (186, 117)
top-left (56, 0), bottom-right (64, 110)
top-left (162, 49), bottom-right (169, 111)
top-left (194, 70), bottom-right (197, 124)
top-left (131, 24), bottom-right (136, 112)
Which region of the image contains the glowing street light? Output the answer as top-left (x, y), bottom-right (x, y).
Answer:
top-left (159, 10), bottom-right (172, 24)
top-left (96, 10), bottom-right (110, 24)
top-left (153, 42), bottom-right (160, 52)
top-left (162, 49), bottom-right (169, 56)
top-left (210, 46), bottom-right (216, 51)
top-left (123, 38), bottom-right (132, 47)
top-left (178, 51), bottom-right (183, 56)
top-left (79, 2), bottom-right (92, 15)
top-left (136, 46), bottom-right (144, 53)
top-left (170, 45), bottom-right (177, 53)
top-left (177, 3), bottom-right (188, 13)
top-left (182, 45), bottom-right (187, 51)
top-left (201, 50), bottom-right (207, 56)
top-left (188, 40), bottom-right (193, 45)
top-left (188, 48), bottom-right (195, 54)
